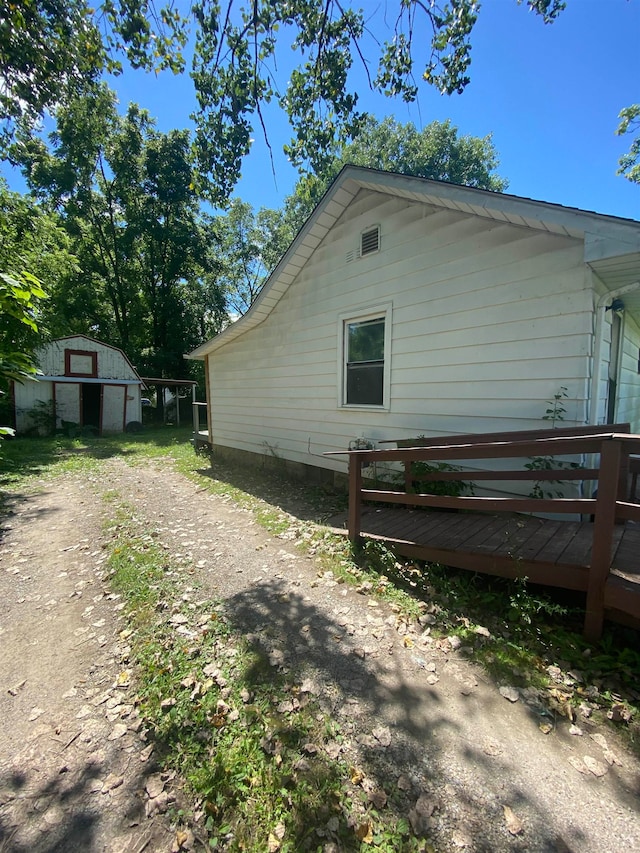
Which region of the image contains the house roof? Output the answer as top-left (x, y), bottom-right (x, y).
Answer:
top-left (187, 165), bottom-right (640, 359)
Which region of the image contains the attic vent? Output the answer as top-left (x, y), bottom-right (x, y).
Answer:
top-left (360, 226), bottom-right (380, 257)
top-left (345, 250), bottom-right (356, 263)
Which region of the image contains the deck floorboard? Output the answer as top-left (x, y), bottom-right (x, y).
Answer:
top-left (333, 507), bottom-right (640, 623)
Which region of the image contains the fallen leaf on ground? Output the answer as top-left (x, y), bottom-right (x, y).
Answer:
top-left (568, 757), bottom-right (588, 775)
top-left (499, 686), bottom-right (519, 703)
top-left (145, 774), bottom-right (165, 799)
top-left (608, 704), bottom-right (632, 723)
top-left (355, 821), bottom-right (374, 843)
top-left (349, 767), bottom-right (364, 785)
top-left (503, 805), bottom-right (524, 835)
top-left (267, 833), bottom-right (281, 852)
top-left (372, 726), bottom-right (391, 747)
top-left (408, 794), bottom-right (436, 837)
top-left (583, 755), bottom-right (607, 777)
top-left (108, 723), bottom-right (128, 740)
top-left (367, 788), bottom-right (388, 809)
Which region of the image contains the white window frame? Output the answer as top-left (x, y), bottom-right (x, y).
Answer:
top-left (337, 303), bottom-right (392, 410)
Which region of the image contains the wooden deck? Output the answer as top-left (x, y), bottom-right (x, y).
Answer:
top-left (327, 425), bottom-right (640, 639)
top-left (347, 506), bottom-right (640, 626)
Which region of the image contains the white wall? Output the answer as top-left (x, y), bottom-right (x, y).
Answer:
top-left (208, 189), bottom-right (592, 480)
top-left (618, 313), bottom-right (640, 432)
top-left (38, 336), bottom-right (139, 381)
top-left (13, 337), bottom-right (143, 433)
top-left (13, 379), bottom-right (53, 433)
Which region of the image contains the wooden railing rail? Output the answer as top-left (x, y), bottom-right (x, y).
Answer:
top-left (327, 430), bottom-right (640, 641)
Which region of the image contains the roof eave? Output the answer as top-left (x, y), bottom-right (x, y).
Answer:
top-left (186, 165), bottom-right (640, 359)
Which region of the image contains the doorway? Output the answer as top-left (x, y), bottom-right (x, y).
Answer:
top-left (82, 383), bottom-right (101, 432)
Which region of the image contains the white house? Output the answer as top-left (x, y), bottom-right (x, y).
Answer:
top-left (13, 335), bottom-right (144, 435)
top-left (187, 166), bottom-right (640, 486)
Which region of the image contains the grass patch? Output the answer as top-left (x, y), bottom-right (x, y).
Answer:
top-left (6, 431), bottom-right (639, 751)
top-left (104, 503), bottom-right (428, 852)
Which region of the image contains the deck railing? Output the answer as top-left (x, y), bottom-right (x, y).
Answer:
top-left (330, 428), bottom-right (640, 640)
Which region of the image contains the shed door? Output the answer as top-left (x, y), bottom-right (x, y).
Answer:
top-left (101, 384), bottom-right (126, 433)
top-left (54, 382), bottom-right (80, 426)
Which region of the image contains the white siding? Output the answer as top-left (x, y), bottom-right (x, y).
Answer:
top-left (125, 388), bottom-right (142, 426)
top-left (13, 379), bottom-right (53, 433)
top-left (37, 336), bottom-right (139, 381)
top-left (102, 385), bottom-right (126, 432)
top-left (208, 189), bottom-right (592, 478)
top-left (55, 383), bottom-right (81, 423)
top-left (617, 314), bottom-right (640, 432)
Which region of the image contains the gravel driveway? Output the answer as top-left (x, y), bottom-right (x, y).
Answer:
top-left (1, 455), bottom-right (639, 852)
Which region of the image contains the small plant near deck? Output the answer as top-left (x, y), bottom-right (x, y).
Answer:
top-left (410, 460), bottom-right (472, 498)
top-left (527, 386), bottom-right (582, 499)
top-left (542, 386), bottom-right (569, 426)
top-left (409, 437), bottom-right (474, 498)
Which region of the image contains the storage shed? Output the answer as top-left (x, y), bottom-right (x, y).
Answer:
top-left (13, 335), bottom-right (144, 435)
top-left (187, 166), bottom-right (640, 485)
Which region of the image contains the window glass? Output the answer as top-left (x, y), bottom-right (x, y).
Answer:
top-left (346, 317), bottom-right (385, 405)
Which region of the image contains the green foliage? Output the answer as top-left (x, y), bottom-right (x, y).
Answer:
top-left (208, 200), bottom-right (291, 317)
top-left (276, 116), bottom-right (508, 254)
top-left (527, 387), bottom-right (581, 499)
top-left (24, 399), bottom-right (57, 436)
top-left (4, 1), bottom-right (564, 202)
top-left (0, 267), bottom-right (47, 437)
top-left (410, 460), bottom-right (472, 499)
top-left (15, 87), bottom-right (227, 377)
top-left (616, 103), bottom-right (640, 184)
top-left (541, 385), bottom-right (568, 426)
top-left (0, 0), bottom-right (185, 151)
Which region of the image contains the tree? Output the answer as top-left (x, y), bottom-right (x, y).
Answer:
top-left (617, 105), bottom-right (640, 185)
top-left (283, 117), bottom-right (508, 239)
top-left (0, 0), bottom-right (185, 149)
top-left (17, 86), bottom-right (227, 379)
top-left (210, 201), bottom-right (293, 316)
top-left (215, 117), bottom-right (507, 315)
top-left (0, 180), bottom-right (78, 433)
top-left (3, 1), bottom-right (566, 203)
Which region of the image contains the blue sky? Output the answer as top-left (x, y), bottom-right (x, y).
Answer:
top-left (4, 1), bottom-right (640, 219)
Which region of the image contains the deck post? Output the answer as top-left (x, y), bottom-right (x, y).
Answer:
top-left (192, 385), bottom-right (199, 439)
top-left (584, 438), bottom-right (621, 641)
top-left (348, 454), bottom-right (363, 545)
top-left (404, 459), bottom-right (413, 501)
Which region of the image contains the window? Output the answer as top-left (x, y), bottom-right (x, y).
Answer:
top-left (339, 305), bottom-right (391, 408)
top-left (65, 349), bottom-right (98, 377)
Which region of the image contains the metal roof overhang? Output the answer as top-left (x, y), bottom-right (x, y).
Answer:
top-left (587, 251), bottom-right (640, 320)
top-left (38, 375), bottom-right (142, 385)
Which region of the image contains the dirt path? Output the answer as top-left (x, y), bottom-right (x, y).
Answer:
top-left (1, 458), bottom-right (640, 852)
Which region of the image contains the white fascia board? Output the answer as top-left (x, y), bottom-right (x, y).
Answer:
top-left (184, 165), bottom-right (640, 361)
top-left (350, 167), bottom-right (640, 240)
top-left (584, 232), bottom-right (640, 263)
